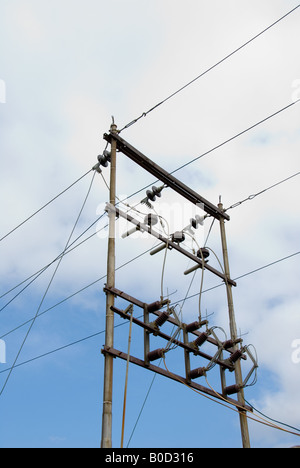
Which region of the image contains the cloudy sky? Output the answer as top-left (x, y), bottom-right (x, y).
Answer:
top-left (0, 0), bottom-right (300, 448)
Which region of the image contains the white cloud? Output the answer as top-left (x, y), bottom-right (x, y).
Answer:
top-left (0, 0), bottom-right (299, 448)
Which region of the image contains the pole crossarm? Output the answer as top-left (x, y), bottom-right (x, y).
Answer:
top-left (103, 131), bottom-right (230, 221)
top-left (105, 204), bottom-right (237, 287)
top-left (111, 305), bottom-right (235, 370)
top-left (102, 346), bottom-right (252, 412)
top-left (104, 285), bottom-right (243, 357)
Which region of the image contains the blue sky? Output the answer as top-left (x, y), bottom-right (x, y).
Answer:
top-left (0, 0), bottom-right (300, 448)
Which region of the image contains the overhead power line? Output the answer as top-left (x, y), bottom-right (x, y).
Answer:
top-left (225, 170), bottom-right (300, 211)
top-left (171, 250), bottom-right (300, 306)
top-left (171, 101), bottom-right (299, 175)
top-left (2, 245), bottom-right (299, 343)
top-left (0, 171), bottom-right (96, 397)
top-left (119, 5), bottom-right (300, 132)
top-left (0, 168), bottom-right (93, 243)
top-left (116, 99), bottom-right (300, 208)
top-left (2, 160), bottom-right (298, 339)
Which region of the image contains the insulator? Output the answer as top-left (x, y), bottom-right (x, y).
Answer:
top-left (171, 231), bottom-right (185, 243)
top-left (185, 321), bottom-right (201, 333)
top-left (144, 213), bottom-right (158, 226)
top-left (225, 384), bottom-right (241, 395)
top-left (146, 186), bottom-right (163, 202)
top-left (147, 348), bottom-right (165, 362)
top-left (193, 332), bottom-right (208, 347)
top-left (190, 215), bottom-right (204, 229)
top-left (222, 339), bottom-right (235, 350)
top-left (189, 367), bottom-right (206, 380)
top-left (154, 311), bottom-right (170, 328)
top-left (190, 218), bottom-right (197, 229)
top-left (197, 248), bottom-right (210, 261)
top-left (97, 150), bottom-right (111, 167)
top-left (229, 349), bottom-right (244, 363)
top-left (147, 301), bottom-right (162, 313)
top-left (122, 213), bottom-right (158, 239)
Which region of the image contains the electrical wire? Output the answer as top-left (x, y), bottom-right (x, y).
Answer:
top-left (161, 354), bottom-right (300, 438)
top-left (203, 375), bottom-right (300, 437)
top-left (244, 399), bottom-right (300, 434)
top-left (0, 168), bottom-right (93, 243)
top-left (0, 242), bottom-right (161, 341)
top-left (119, 5), bottom-right (300, 133)
top-left (169, 249), bottom-right (300, 307)
top-left (112, 100), bottom-right (300, 215)
top-left (171, 101), bottom-right (299, 175)
top-left (0, 166), bottom-right (113, 308)
top-left (0, 171), bottom-right (96, 396)
top-left (0, 211), bottom-right (107, 313)
top-left (3, 244), bottom-right (299, 345)
top-left (225, 170), bottom-right (300, 212)
top-left (2, 64), bottom-right (298, 310)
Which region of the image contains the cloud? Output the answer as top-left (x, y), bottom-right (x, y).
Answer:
top-left (0, 0), bottom-right (299, 448)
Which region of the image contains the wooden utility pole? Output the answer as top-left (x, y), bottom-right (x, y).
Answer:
top-left (218, 200), bottom-right (251, 449)
top-left (101, 122), bottom-right (117, 448)
top-left (99, 131), bottom-right (255, 448)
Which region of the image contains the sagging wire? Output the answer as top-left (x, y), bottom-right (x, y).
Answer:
top-left (0, 168), bottom-right (112, 313)
top-left (161, 352), bottom-right (300, 438)
top-left (0, 169), bottom-right (93, 243)
top-left (203, 374), bottom-right (300, 438)
top-left (119, 5), bottom-right (300, 134)
top-left (0, 170), bottom-right (97, 397)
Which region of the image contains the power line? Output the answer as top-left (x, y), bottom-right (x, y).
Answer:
top-left (2, 246), bottom-right (299, 356)
top-left (0, 211), bottom-right (107, 309)
top-left (0, 168), bottom-right (93, 243)
top-left (171, 250), bottom-right (300, 306)
top-left (119, 5), bottom-right (300, 132)
top-left (0, 171), bottom-right (96, 396)
top-left (225, 170), bottom-right (300, 211)
top-left (0, 243), bottom-right (160, 340)
top-left (2, 163), bottom-right (299, 341)
top-left (114, 99), bottom-right (300, 211)
top-left (244, 399), bottom-right (300, 434)
top-left (2, 95), bottom-right (297, 260)
top-left (170, 100), bottom-right (299, 175)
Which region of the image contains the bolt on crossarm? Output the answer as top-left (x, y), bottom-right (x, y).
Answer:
top-left (101, 122), bottom-right (118, 448)
top-left (218, 199), bottom-right (251, 449)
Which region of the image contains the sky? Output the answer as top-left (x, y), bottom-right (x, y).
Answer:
top-left (0, 0), bottom-right (300, 449)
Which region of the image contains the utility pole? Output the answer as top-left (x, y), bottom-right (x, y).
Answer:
top-left (101, 121), bottom-right (117, 448)
top-left (98, 131), bottom-right (256, 448)
top-left (218, 199), bottom-right (251, 449)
